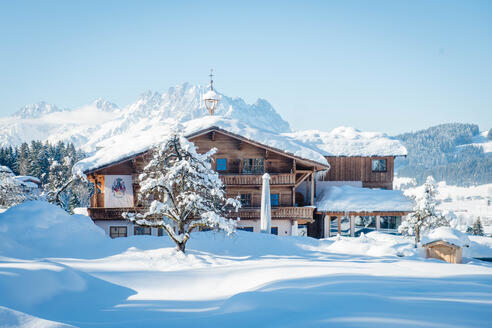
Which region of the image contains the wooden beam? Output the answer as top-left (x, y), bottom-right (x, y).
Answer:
top-left (315, 211), bottom-right (411, 217)
top-left (376, 215), bottom-right (381, 231)
top-left (294, 172), bottom-right (310, 188)
top-left (296, 169), bottom-right (312, 173)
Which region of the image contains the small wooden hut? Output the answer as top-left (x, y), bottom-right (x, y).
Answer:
top-left (422, 240), bottom-right (463, 264)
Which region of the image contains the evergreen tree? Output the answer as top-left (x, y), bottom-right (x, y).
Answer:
top-left (471, 217), bottom-right (484, 236)
top-left (398, 176), bottom-right (449, 247)
top-left (124, 133), bottom-right (240, 253)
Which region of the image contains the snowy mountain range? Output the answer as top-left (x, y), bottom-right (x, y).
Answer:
top-left (0, 83), bottom-right (290, 152)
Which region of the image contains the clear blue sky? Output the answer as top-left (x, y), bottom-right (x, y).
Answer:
top-left (0, 0), bottom-right (491, 135)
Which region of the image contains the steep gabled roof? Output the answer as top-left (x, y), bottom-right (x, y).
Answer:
top-left (74, 116), bottom-right (330, 175)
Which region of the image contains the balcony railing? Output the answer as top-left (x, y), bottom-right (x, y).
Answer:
top-left (88, 206), bottom-right (315, 221)
top-left (227, 206), bottom-right (314, 220)
top-left (219, 173), bottom-right (295, 186)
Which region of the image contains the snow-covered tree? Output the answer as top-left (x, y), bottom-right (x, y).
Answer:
top-left (124, 133), bottom-right (241, 253)
top-left (471, 217), bottom-right (484, 236)
top-left (45, 159), bottom-right (92, 212)
top-left (398, 176), bottom-right (449, 247)
top-left (0, 166), bottom-right (38, 208)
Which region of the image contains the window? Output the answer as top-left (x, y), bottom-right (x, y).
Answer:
top-left (157, 228), bottom-right (164, 236)
top-left (238, 226), bottom-right (254, 232)
top-left (134, 226), bottom-right (151, 235)
top-left (270, 193), bottom-right (279, 207)
top-left (110, 226), bottom-right (127, 238)
top-left (380, 216), bottom-right (401, 230)
top-left (216, 158), bottom-right (227, 171)
top-left (240, 194), bottom-right (251, 207)
top-left (242, 158), bottom-right (264, 174)
top-left (371, 159), bottom-right (387, 172)
top-left (271, 227), bottom-right (278, 235)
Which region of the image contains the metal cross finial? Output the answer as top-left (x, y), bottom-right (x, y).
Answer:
top-left (209, 69), bottom-right (214, 91)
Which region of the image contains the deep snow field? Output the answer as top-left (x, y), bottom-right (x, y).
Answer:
top-left (1, 202), bottom-right (492, 328)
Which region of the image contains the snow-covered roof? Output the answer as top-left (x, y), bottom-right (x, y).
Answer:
top-left (73, 116), bottom-right (330, 175)
top-left (286, 127), bottom-right (407, 157)
top-left (421, 227), bottom-right (470, 248)
top-left (15, 176), bottom-right (41, 184)
top-left (316, 185), bottom-right (414, 213)
top-left (0, 165), bottom-right (13, 174)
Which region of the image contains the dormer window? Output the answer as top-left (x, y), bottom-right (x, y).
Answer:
top-left (371, 159), bottom-right (387, 172)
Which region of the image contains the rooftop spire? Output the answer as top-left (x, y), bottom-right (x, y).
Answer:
top-left (209, 69), bottom-right (214, 91)
top-left (203, 69), bottom-right (220, 116)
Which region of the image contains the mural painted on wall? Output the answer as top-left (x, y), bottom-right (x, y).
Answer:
top-left (104, 175), bottom-right (133, 208)
top-left (111, 178), bottom-right (127, 198)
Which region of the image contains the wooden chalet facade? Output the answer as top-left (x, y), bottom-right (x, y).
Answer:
top-left (84, 127), bottom-right (329, 238)
top-left (310, 154), bottom-right (412, 238)
top-left (322, 156), bottom-right (395, 190)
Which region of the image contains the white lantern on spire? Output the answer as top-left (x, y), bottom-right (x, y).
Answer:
top-left (203, 69), bottom-right (220, 115)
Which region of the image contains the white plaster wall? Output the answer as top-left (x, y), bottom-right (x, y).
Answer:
top-left (237, 219), bottom-right (260, 232)
top-left (94, 220), bottom-right (160, 237)
top-left (237, 219), bottom-right (293, 236)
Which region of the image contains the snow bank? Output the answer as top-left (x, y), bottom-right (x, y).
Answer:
top-left (317, 232), bottom-right (417, 258)
top-left (316, 184), bottom-right (414, 212)
top-left (0, 306), bottom-right (74, 328)
top-left (286, 126), bottom-right (407, 157)
top-left (421, 227), bottom-right (470, 247)
top-left (0, 201), bottom-right (108, 258)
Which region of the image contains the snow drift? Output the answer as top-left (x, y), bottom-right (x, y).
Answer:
top-left (0, 201), bottom-right (107, 259)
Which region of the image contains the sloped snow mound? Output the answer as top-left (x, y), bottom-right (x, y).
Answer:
top-left (421, 227), bottom-right (471, 248)
top-left (316, 232), bottom-right (417, 258)
top-left (0, 306), bottom-right (74, 328)
top-left (0, 201), bottom-right (107, 258)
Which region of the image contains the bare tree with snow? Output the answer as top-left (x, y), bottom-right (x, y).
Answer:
top-left (398, 176), bottom-right (449, 247)
top-left (124, 133), bottom-right (240, 253)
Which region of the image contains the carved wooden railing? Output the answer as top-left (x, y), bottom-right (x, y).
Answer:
top-left (227, 206), bottom-right (314, 220)
top-left (88, 206), bottom-right (315, 221)
top-left (219, 173), bottom-right (295, 185)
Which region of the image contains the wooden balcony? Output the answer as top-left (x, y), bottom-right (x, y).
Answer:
top-left (88, 206), bottom-right (315, 221)
top-left (88, 207), bottom-right (135, 220)
top-left (219, 173), bottom-right (295, 186)
top-left (228, 206), bottom-right (314, 220)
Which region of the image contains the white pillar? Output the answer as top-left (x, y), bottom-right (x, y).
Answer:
top-left (291, 220), bottom-right (298, 236)
top-left (350, 216), bottom-right (355, 237)
top-left (260, 173), bottom-right (271, 233)
top-left (323, 215), bottom-right (330, 238)
top-left (376, 215), bottom-right (381, 231)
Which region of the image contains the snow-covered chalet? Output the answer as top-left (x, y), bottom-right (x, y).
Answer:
top-left (74, 83), bottom-right (413, 238)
